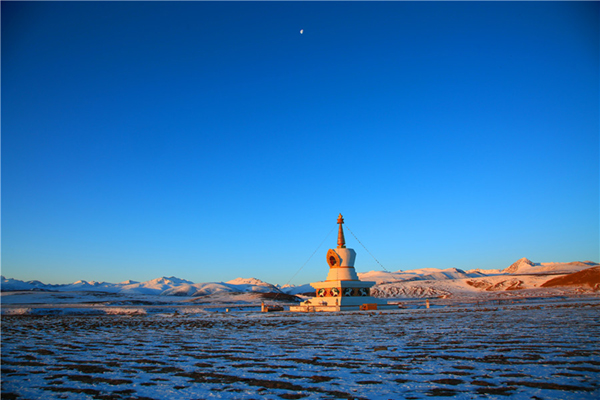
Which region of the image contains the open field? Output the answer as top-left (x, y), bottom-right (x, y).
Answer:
top-left (2, 300), bottom-right (600, 399)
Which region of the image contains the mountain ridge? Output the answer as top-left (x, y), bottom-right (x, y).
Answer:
top-left (2, 259), bottom-right (598, 298)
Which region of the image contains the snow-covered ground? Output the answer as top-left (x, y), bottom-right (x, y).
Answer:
top-left (0, 290), bottom-right (276, 316)
top-left (2, 299), bottom-right (599, 399)
top-left (2, 260), bottom-right (599, 399)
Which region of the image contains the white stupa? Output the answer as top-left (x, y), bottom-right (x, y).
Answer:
top-left (290, 214), bottom-right (395, 312)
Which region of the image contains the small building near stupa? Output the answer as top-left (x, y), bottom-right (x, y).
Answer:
top-left (290, 214), bottom-right (396, 312)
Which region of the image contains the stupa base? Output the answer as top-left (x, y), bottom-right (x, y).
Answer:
top-left (289, 303), bottom-right (398, 312)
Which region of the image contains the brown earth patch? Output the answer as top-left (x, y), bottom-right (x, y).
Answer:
top-left (193, 362), bottom-right (212, 368)
top-left (480, 355), bottom-right (510, 364)
top-left (499, 373), bottom-right (530, 378)
top-left (41, 387), bottom-right (101, 396)
top-left (504, 380), bottom-right (595, 391)
top-left (441, 370), bottom-right (472, 376)
top-left (309, 375), bottom-right (334, 383)
top-left (568, 366), bottom-right (600, 373)
top-left (175, 370), bottom-right (360, 399)
top-left (135, 358), bottom-right (167, 365)
top-left (432, 378), bottom-right (464, 385)
top-left (471, 380), bottom-right (496, 386)
top-left (541, 266), bottom-right (600, 288)
top-left (112, 389), bottom-right (136, 395)
top-left (2, 368), bottom-right (17, 374)
top-left (561, 350), bottom-right (594, 357)
top-left (426, 388), bottom-right (459, 396)
top-left (156, 366), bottom-right (184, 373)
top-left (136, 366), bottom-right (160, 372)
top-left (475, 386), bottom-right (516, 395)
top-left (67, 374), bottom-right (133, 385)
top-left (280, 357), bottom-right (363, 369)
top-left (2, 360), bottom-right (48, 367)
top-left (280, 373), bottom-right (304, 380)
top-left (248, 369), bottom-right (277, 374)
top-left (278, 394), bottom-right (309, 399)
top-left (553, 372), bottom-right (585, 377)
top-left (32, 349), bottom-right (55, 356)
top-left (61, 364), bottom-right (111, 374)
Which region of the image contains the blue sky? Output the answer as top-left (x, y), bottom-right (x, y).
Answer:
top-left (2, 1), bottom-right (598, 285)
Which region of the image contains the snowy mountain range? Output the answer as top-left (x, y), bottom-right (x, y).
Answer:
top-left (357, 267), bottom-right (487, 284)
top-left (369, 260), bottom-right (599, 298)
top-left (2, 258), bottom-right (598, 299)
top-left (0, 276), bottom-right (281, 296)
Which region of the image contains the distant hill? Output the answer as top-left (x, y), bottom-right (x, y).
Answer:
top-left (541, 266), bottom-right (600, 289)
top-left (279, 283), bottom-right (314, 295)
top-left (502, 258), bottom-right (598, 275)
top-left (503, 257), bottom-right (537, 274)
top-left (357, 267), bottom-right (486, 284)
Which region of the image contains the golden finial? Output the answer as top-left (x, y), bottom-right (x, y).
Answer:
top-left (337, 213), bottom-right (346, 248)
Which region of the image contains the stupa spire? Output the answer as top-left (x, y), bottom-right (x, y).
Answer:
top-left (337, 213), bottom-right (346, 248)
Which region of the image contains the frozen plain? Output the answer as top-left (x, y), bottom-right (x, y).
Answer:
top-left (2, 298), bottom-right (599, 400)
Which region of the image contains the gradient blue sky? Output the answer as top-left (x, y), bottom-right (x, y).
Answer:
top-left (2, 1), bottom-right (598, 285)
